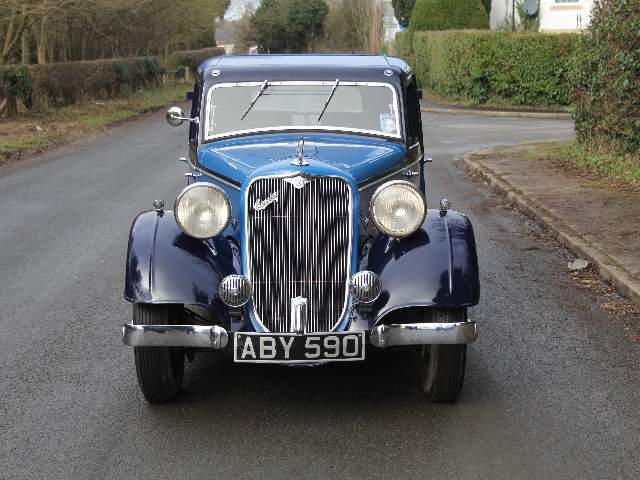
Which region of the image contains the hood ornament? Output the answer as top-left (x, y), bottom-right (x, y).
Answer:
top-left (254, 191), bottom-right (279, 211)
top-left (291, 137), bottom-right (309, 166)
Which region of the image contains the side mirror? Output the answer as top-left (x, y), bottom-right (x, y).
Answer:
top-left (166, 106), bottom-right (187, 127)
top-left (186, 91), bottom-right (195, 101)
top-left (416, 89), bottom-right (423, 100)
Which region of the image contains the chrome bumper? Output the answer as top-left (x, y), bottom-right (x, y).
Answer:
top-left (370, 322), bottom-right (477, 348)
top-left (122, 324), bottom-right (228, 349)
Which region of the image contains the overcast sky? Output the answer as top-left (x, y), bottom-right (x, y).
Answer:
top-left (225, 0), bottom-right (260, 21)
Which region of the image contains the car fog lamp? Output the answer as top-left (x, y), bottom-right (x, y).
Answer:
top-left (219, 275), bottom-right (252, 307)
top-left (350, 271), bottom-right (382, 304)
top-left (175, 183), bottom-right (231, 239)
top-left (370, 181), bottom-right (426, 238)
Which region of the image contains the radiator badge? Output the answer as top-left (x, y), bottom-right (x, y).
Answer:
top-left (283, 176), bottom-right (313, 189)
top-left (253, 191), bottom-right (279, 211)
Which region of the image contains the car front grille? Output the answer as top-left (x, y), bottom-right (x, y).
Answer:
top-left (246, 175), bottom-right (352, 333)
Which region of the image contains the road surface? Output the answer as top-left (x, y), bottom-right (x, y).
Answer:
top-left (1, 111), bottom-right (637, 479)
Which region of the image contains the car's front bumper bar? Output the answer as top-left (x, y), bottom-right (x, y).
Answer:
top-left (370, 322), bottom-right (477, 348)
top-left (122, 322), bottom-right (476, 349)
top-left (122, 324), bottom-right (228, 349)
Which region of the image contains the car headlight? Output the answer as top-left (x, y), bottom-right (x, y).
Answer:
top-left (370, 180), bottom-right (426, 238)
top-left (174, 183), bottom-right (231, 239)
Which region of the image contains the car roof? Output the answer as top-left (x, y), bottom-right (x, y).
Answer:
top-left (198, 54), bottom-right (411, 85)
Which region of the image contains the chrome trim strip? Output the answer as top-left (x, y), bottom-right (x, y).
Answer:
top-left (358, 156), bottom-right (422, 191)
top-left (203, 81), bottom-right (402, 141)
top-left (186, 155), bottom-right (241, 190)
top-left (370, 322), bottom-right (477, 348)
top-left (122, 324), bottom-right (229, 349)
top-left (244, 172), bottom-right (354, 333)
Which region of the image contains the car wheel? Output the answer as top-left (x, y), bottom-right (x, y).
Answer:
top-left (133, 303), bottom-right (185, 404)
top-left (417, 308), bottom-right (467, 403)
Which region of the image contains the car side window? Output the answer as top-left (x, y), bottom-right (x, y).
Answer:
top-left (405, 78), bottom-right (423, 148)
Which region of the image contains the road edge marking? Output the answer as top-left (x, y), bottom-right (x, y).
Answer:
top-left (422, 107), bottom-right (571, 120)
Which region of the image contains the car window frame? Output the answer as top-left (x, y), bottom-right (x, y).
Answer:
top-left (201, 80), bottom-right (404, 143)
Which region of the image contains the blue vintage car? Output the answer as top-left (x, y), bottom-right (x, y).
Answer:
top-left (122, 55), bottom-right (480, 403)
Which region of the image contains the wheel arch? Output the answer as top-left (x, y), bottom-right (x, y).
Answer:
top-left (124, 210), bottom-right (240, 320)
top-left (361, 209), bottom-right (480, 327)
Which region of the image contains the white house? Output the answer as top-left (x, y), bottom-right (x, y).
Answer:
top-left (491, 0), bottom-right (595, 32)
top-left (539, 0), bottom-right (594, 32)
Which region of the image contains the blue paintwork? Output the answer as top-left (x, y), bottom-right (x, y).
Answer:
top-left (361, 210), bottom-right (480, 325)
top-left (124, 210), bottom-right (239, 321)
top-left (124, 54), bottom-right (481, 333)
top-left (197, 133), bottom-right (406, 188)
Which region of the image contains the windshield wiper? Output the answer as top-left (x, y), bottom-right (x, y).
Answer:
top-left (240, 80), bottom-right (269, 120)
top-left (317, 79), bottom-right (339, 122)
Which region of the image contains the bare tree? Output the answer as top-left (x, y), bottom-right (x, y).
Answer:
top-left (0, 0), bottom-right (230, 65)
top-left (321, 0), bottom-right (383, 53)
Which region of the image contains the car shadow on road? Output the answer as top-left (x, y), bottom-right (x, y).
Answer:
top-left (178, 347), bottom-right (425, 409)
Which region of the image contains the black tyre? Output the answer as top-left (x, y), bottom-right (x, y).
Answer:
top-left (133, 304), bottom-right (185, 404)
top-left (417, 308), bottom-right (467, 403)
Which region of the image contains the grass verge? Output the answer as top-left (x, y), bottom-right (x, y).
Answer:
top-left (423, 91), bottom-right (570, 113)
top-left (539, 141), bottom-right (640, 190)
top-left (0, 84), bottom-right (189, 166)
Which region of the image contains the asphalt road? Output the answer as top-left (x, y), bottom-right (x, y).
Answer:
top-left (1, 111), bottom-right (638, 480)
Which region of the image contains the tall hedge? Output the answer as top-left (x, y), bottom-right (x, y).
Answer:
top-left (409, 0), bottom-right (489, 31)
top-left (394, 31), bottom-right (415, 69)
top-left (570, 0), bottom-right (640, 153)
top-left (29, 57), bottom-right (162, 110)
top-left (412, 31), bottom-right (578, 108)
top-left (0, 47), bottom-right (225, 114)
top-left (166, 47), bottom-right (226, 73)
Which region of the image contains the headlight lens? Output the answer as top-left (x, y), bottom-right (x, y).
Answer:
top-left (174, 183), bottom-right (231, 239)
top-left (370, 181), bottom-right (426, 238)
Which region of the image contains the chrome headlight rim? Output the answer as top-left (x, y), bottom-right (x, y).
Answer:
top-left (370, 180), bottom-right (426, 238)
top-left (174, 182), bottom-right (232, 240)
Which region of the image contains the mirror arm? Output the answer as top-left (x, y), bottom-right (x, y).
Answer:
top-left (171, 115), bottom-right (199, 124)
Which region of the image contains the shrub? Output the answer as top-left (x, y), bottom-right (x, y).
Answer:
top-left (409, 0), bottom-right (489, 31)
top-left (570, 0), bottom-right (640, 153)
top-left (166, 47), bottom-right (226, 73)
top-left (392, 0), bottom-right (417, 28)
top-left (411, 31), bottom-right (578, 108)
top-left (0, 65), bottom-right (32, 116)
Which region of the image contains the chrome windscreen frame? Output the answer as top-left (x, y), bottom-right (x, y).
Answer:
top-left (202, 81), bottom-right (402, 142)
top-left (242, 172), bottom-right (355, 333)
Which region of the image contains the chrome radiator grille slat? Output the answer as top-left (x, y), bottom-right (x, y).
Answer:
top-left (246, 176), bottom-right (352, 333)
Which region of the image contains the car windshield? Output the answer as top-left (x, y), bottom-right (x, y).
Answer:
top-left (204, 81), bottom-right (401, 140)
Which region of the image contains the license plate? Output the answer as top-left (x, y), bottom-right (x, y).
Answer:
top-left (234, 332), bottom-right (365, 364)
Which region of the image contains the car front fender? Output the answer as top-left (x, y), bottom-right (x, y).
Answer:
top-left (124, 210), bottom-right (239, 320)
top-left (361, 209), bottom-right (480, 325)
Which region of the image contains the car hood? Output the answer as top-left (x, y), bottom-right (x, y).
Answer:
top-left (197, 133), bottom-right (406, 187)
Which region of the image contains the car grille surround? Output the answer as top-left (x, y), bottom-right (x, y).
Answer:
top-left (245, 175), bottom-right (352, 333)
